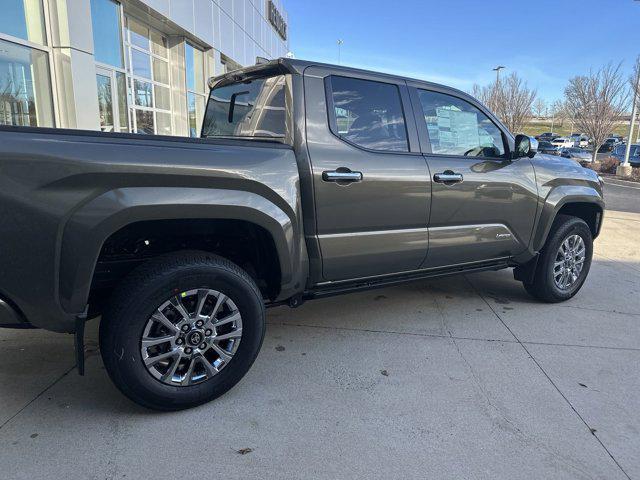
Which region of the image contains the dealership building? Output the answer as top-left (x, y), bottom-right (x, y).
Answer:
top-left (0, 0), bottom-right (289, 137)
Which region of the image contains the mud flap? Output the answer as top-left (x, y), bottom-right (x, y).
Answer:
top-left (74, 312), bottom-right (87, 376)
top-left (513, 254), bottom-right (540, 285)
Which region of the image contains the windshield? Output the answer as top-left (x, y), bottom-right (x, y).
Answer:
top-left (201, 75), bottom-right (287, 139)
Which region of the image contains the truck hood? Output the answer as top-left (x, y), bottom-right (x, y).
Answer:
top-left (531, 153), bottom-right (602, 193)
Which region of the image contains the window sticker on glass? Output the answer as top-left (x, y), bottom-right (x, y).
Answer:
top-left (435, 108), bottom-right (480, 152)
top-left (418, 89), bottom-right (505, 158)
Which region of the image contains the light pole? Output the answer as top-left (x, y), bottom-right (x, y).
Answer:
top-left (622, 71), bottom-right (640, 169)
top-left (492, 65), bottom-right (505, 84)
top-left (337, 39), bottom-right (344, 65)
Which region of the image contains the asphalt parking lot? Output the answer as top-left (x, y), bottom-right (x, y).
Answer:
top-left (0, 182), bottom-right (639, 480)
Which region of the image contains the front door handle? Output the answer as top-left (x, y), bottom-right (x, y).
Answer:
top-left (434, 171), bottom-right (464, 184)
top-left (322, 169), bottom-right (363, 183)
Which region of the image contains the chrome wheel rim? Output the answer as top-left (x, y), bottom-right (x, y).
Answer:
top-left (140, 289), bottom-right (243, 386)
top-left (553, 234), bottom-right (586, 290)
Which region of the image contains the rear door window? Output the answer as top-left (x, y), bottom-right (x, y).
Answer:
top-left (417, 89), bottom-right (506, 158)
top-left (328, 76), bottom-right (409, 152)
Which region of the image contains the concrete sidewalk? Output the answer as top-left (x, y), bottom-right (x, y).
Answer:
top-left (0, 211), bottom-right (638, 480)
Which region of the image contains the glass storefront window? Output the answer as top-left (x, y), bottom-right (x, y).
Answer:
top-left (187, 92), bottom-right (205, 138)
top-left (133, 79), bottom-right (153, 107)
top-left (96, 73), bottom-right (114, 131)
top-left (150, 31), bottom-right (167, 59)
top-left (154, 85), bottom-right (171, 110)
top-left (125, 16), bottom-right (171, 135)
top-left (185, 44), bottom-right (205, 93)
top-left (115, 72), bottom-right (129, 131)
top-left (156, 112), bottom-right (171, 136)
top-left (185, 43), bottom-right (206, 137)
top-left (135, 109), bottom-right (154, 134)
top-left (152, 58), bottom-right (169, 84)
top-left (128, 18), bottom-right (149, 50)
top-left (1, 0), bottom-right (46, 45)
top-left (131, 49), bottom-right (151, 79)
top-left (0, 39), bottom-right (53, 127)
top-left (90, 0), bottom-right (123, 68)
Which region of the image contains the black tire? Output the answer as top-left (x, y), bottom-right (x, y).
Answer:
top-left (99, 250), bottom-right (265, 411)
top-left (523, 214), bottom-right (593, 303)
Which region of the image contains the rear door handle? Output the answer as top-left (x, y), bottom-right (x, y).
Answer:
top-left (434, 172), bottom-right (464, 184)
top-left (322, 169), bottom-right (363, 183)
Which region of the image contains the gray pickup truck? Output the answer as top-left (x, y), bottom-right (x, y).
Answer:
top-left (0, 58), bottom-right (604, 410)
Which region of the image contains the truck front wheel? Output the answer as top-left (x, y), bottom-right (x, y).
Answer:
top-left (523, 215), bottom-right (593, 303)
top-left (99, 251), bottom-right (265, 411)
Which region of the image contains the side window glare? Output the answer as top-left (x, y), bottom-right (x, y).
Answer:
top-left (202, 75), bottom-right (287, 139)
top-left (329, 76), bottom-right (409, 152)
top-left (417, 89), bottom-right (506, 158)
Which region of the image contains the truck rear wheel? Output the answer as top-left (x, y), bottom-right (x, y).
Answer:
top-left (99, 251), bottom-right (265, 411)
top-left (523, 215), bottom-right (593, 303)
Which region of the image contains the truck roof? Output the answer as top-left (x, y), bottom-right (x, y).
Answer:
top-left (209, 57), bottom-right (473, 101)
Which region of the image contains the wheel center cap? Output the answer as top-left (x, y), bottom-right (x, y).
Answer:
top-left (186, 330), bottom-right (204, 346)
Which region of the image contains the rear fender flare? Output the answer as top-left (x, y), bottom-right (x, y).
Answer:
top-left (59, 187), bottom-right (297, 314)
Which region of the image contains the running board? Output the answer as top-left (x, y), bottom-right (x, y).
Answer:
top-left (304, 260), bottom-right (510, 301)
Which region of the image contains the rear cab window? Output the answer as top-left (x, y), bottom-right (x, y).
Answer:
top-left (327, 76), bottom-right (409, 152)
top-left (202, 74), bottom-right (289, 141)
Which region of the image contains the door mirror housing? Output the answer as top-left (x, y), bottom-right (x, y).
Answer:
top-left (513, 134), bottom-right (538, 159)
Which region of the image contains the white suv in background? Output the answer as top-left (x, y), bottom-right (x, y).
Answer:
top-left (551, 137), bottom-right (575, 148)
top-left (570, 133), bottom-right (589, 148)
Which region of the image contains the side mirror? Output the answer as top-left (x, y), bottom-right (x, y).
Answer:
top-left (513, 134), bottom-right (538, 159)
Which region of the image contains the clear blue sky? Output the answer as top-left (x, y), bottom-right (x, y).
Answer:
top-left (286, 0), bottom-right (639, 103)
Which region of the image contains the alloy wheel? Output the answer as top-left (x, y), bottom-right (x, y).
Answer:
top-left (553, 234), bottom-right (586, 290)
top-left (140, 289), bottom-right (243, 386)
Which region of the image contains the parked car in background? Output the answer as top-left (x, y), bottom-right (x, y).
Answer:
top-left (570, 134), bottom-right (589, 148)
top-left (537, 141), bottom-right (561, 155)
top-left (536, 132), bottom-right (559, 141)
top-left (560, 147), bottom-right (593, 164)
top-left (612, 143), bottom-right (640, 166)
top-left (551, 137), bottom-right (575, 148)
top-left (598, 138), bottom-right (620, 153)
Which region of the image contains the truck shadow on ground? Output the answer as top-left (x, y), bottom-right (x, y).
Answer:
top-left (2, 258), bottom-right (637, 417)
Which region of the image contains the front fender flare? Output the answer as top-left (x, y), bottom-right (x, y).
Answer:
top-left (58, 187), bottom-right (298, 314)
top-left (532, 184), bottom-right (604, 252)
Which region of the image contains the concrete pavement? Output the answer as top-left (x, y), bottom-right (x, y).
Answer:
top-left (0, 194), bottom-right (638, 479)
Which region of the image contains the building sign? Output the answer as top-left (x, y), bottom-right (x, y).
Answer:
top-left (267, 1), bottom-right (287, 41)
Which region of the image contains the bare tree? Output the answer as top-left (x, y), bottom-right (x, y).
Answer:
top-left (549, 99), bottom-right (565, 130)
top-left (564, 63), bottom-right (629, 162)
top-left (472, 72), bottom-right (536, 134)
top-left (533, 98), bottom-right (546, 119)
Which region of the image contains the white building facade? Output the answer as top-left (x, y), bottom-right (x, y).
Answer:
top-left (0, 0), bottom-right (289, 137)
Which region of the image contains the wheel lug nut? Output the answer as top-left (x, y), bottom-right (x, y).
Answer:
top-left (176, 338), bottom-right (184, 345)
top-left (199, 343), bottom-right (207, 349)
top-left (196, 320), bottom-right (204, 327)
top-left (181, 325), bottom-right (190, 332)
top-left (205, 329), bottom-right (212, 336)
top-left (185, 347), bottom-right (193, 354)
